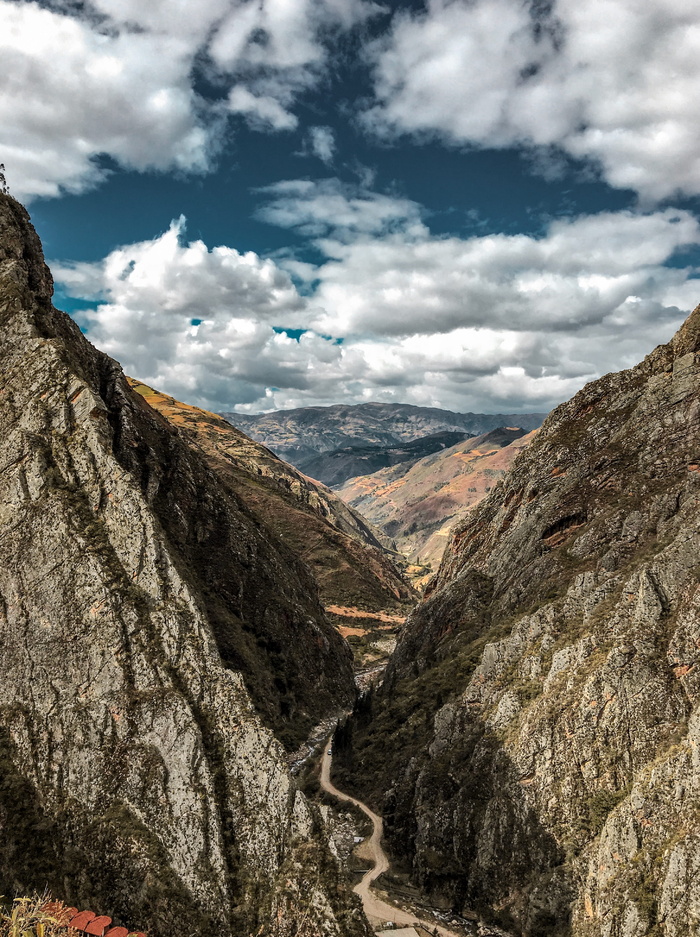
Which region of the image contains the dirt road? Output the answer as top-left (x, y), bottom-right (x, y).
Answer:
top-left (320, 743), bottom-right (461, 936)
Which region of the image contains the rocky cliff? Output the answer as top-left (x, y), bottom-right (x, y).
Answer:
top-left (335, 303), bottom-right (700, 936)
top-left (0, 194), bottom-right (368, 937)
top-left (126, 380), bottom-right (414, 613)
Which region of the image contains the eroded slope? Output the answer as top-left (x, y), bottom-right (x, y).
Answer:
top-left (338, 428), bottom-right (533, 570)
top-left (127, 380), bottom-right (414, 613)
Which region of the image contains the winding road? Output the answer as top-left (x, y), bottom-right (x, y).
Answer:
top-left (320, 742), bottom-right (461, 937)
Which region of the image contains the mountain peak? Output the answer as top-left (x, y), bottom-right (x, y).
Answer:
top-left (0, 194), bottom-right (53, 304)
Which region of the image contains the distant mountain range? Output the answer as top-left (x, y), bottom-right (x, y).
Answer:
top-left (221, 402), bottom-right (547, 482)
top-left (294, 430), bottom-right (473, 487)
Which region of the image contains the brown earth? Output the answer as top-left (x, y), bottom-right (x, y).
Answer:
top-left (338, 427), bottom-right (535, 572)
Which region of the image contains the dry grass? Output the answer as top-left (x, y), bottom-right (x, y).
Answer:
top-left (0, 897), bottom-right (143, 937)
top-left (0, 897), bottom-right (73, 937)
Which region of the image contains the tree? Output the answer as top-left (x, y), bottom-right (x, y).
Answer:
top-left (0, 164), bottom-right (9, 195)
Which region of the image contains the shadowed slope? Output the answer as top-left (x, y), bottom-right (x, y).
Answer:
top-left (127, 379), bottom-right (415, 613)
top-left (336, 301), bottom-right (700, 936)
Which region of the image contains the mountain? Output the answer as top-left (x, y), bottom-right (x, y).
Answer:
top-left (222, 403), bottom-right (546, 469)
top-left (337, 427), bottom-right (535, 570)
top-left (126, 378), bottom-right (414, 612)
top-left (0, 195), bottom-right (369, 937)
top-left (333, 301), bottom-right (700, 935)
top-left (298, 431), bottom-right (473, 488)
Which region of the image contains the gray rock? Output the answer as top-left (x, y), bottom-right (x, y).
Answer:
top-left (339, 297), bottom-right (700, 935)
top-left (0, 195), bottom-right (370, 937)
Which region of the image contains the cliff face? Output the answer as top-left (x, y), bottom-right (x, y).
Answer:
top-left (0, 195), bottom-right (368, 937)
top-left (336, 303), bottom-right (700, 935)
top-left (127, 380), bottom-right (414, 612)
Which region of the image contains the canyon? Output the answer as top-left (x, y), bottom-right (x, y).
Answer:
top-left (3, 189), bottom-right (700, 937)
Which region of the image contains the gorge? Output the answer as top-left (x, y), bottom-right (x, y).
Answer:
top-left (2, 190), bottom-right (700, 937)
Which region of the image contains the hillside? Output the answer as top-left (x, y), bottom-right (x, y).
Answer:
top-left (0, 194), bottom-right (369, 937)
top-left (338, 428), bottom-right (534, 571)
top-left (126, 379), bottom-right (414, 614)
top-left (222, 403), bottom-right (546, 469)
top-left (299, 431), bottom-right (472, 488)
top-left (334, 301), bottom-right (700, 936)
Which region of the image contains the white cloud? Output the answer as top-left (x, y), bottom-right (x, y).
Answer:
top-left (0, 0), bottom-right (380, 199)
top-left (255, 177), bottom-right (425, 240)
top-left (254, 179), bottom-right (699, 337)
top-left (365, 0), bottom-right (700, 200)
top-left (53, 203), bottom-right (700, 416)
top-left (0, 1), bottom-right (212, 199)
top-left (228, 86), bottom-right (298, 131)
top-left (308, 127), bottom-right (336, 164)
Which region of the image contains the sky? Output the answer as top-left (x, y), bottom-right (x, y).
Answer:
top-left (3, 0), bottom-right (700, 416)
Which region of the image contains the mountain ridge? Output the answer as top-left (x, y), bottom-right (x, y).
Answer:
top-left (0, 193), bottom-right (369, 937)
top-left (222, 402), bottom-right (546, 470)
top-left (334, 299), bottom-right (700, 935)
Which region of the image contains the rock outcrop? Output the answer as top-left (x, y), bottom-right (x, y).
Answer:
top-left (126, 380), bottom-right (413, 613)
top-left (0, 195), bottom-right (368, 937)
top-left (335, 303), bottom-right (700, 936)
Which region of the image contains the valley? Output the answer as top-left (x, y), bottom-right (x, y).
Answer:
top-left (3, 187), bottom-right (700, 937)
top-left (319, 744), bottom-right (467, 937)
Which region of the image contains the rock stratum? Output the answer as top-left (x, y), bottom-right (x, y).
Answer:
top-left (335, 302), bottom-right (700, 936)
top-left (0, 195), bottom-right (370, 937)
top-left (337, 428), bottom-right (534, 571)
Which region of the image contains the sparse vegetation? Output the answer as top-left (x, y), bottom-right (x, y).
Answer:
top-left (0, 897), bottom-right (68, 937)
top-left (0, 897), bottom-right (145, 937)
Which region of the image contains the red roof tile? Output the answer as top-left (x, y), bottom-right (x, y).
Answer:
top-left (85, 915), bottom-right (112, 936)
top-left (68, 911), bottom-right (96, 930)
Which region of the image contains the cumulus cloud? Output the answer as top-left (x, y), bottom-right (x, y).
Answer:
top-left (0, 0), bottom-right (212, 199)
top-left (228, 86), bottom-right (299, 131)
top-left (365, 0), bottom-right (700, 200)
top-left (53, 217), bottom-right (315, 406)
top-left (0, 0), bottom-right (380, 199)
top-left (308, 208), bottom-right (700, 336)
top-left (53, 201), bottom-right (700, 415)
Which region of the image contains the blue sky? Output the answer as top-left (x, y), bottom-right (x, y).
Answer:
top-left (3, 0), bottom-right (700, 414)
